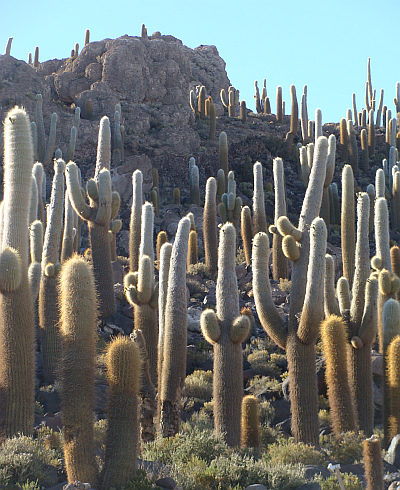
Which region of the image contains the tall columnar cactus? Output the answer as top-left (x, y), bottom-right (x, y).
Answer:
top-left (241, 395), bottom-right (261, 449)
top-left (0, 107), bottom-right (35, 438)
top-left (219, 131), bottom-right (229, 187)
top-left (341, 165), bottom-right (355, 288)
top-left (339, 118), bottom-right (348, 162)
top-left (320, 315), bottom-right (357, 437)
top-left (209, 98), bottom-right (216, 139)
top-left (387, 334), bottom-right (400, 442)
top-left (252, 162), bottom-right (267, 235)
top-left (271, 157), bottom-right (288, 280)
top-left (61, 190), bottom-right (75, 263)
top-left (201, 223), bottom-right (250, 446)
top-left (43, 113), bottom-right (58, 167)
top-left (129, 170), bottom-right (143, 273)
top-left (158, 242), bottom-right (172, 390)
top-left (347, 120), bottom-right (358, 174)
top-left (276, 86), bottom-right (283, 123)
top-left (382, 298), bottom-right (400, 448)
top-left (241, 206), bottom-right (253, 266)
top-left (159, 217), bottom-right (190, 437)
top-left (218, 171), bottom-right (242, 231)
top-left (66, 116), bottom-right (119, 319)
top-left (60, 257), bottom-right (97, 486)
top-left (253, 136), bottom-right (329, 446)
top-left (368, 109), bottom-right (375, 155)
top-left (39, 159), bottom-right (65, 384)
top-left (300, 87), bottom-right (308, 142)
top-left (187, 230), bottom-right (198, 266)
top-left (125, 203), bottom-right (158, 390)
top-left (35, 94), bottom-right (46, 162)
top-left (285, 84), bottom-right (298, 146)
top-left (32, 162), bottom-right (45, 223)
top-left (315, 108), bottom-right (322, 142)
top-left (325, 192), bottom-right (378, 436)
top-left (320, 135), bottom-right (336, 235)
top-left (28, 219), bottom-right (43, 303)
top-left (376, 88), bottom-right (384, 127)
top-left (374, 197), bottom-right (393, 353)
top-left (101, 337), bottom-right (141, 489)
top-left (363, 435), bottom-right (384, 490)
top-left (189, 160), bottom-right (200, 206)
top-left (203, 177), bottom-right (218, 276)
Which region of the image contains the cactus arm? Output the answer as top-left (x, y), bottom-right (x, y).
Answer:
top-left (200, 309), bottom-right (221, 344)
top-left (252, 232), bottom-right (287, 349)
top-left (203, 177), bottom-right (218, 275)
top-left (230, 315), bottom-right (250, 343)
top-left (0, 248), bottom-right (22, 292)
top-left (41, 159), bottom-right (65, 267)
top-left (66, 163), bottom-right (92, 220)
top-left (337, 277), bottom-right (351, 313)
top-left (297, 218), bottom-right (327, 345)
top-left (357, 276), bottom-right (379, 346)
top-left (94, 169), bottom-right (112, 226)
top-left (139, 202), bottom-right (154, 263)
top-left (324, 254), bottom-right (341, 317)
top-left (350, 192), bottom-right (371, 326)
top-left (110, 191), bottom-right (121, 221)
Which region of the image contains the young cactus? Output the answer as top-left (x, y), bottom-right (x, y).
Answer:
top-left (363, 435), bottom-right (384, 490)
top-left (60, 257), bottom-right (98, 486)
top-left (241, 395), bottom-right (261, 449)
top-left (100, 337), bottom-right (141, 489)
top-left (201, 223), bottom-right (250, 446)
top-left (218, 171), bottom-right (242, 231)
top-left (320, 315), bottom-right (357, 437)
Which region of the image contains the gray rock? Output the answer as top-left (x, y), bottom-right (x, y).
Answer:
top-left (187, 306), bottom-right (201, 333)
top-left (155, 476), bottom-right (176, 489)
top-left (385, 434), bottom-right (400, 468)
top-left (302, 465), bottom-right (331, 479)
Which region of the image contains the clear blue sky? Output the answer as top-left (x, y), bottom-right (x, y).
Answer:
top-left (2, 0), bottom-right (400, 123)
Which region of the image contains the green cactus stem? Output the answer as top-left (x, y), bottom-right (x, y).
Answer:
top-left (203, 177), bottom-right (218, 276)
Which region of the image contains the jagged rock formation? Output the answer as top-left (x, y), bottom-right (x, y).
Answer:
top-left (0, 33), bottom-right (231, 199)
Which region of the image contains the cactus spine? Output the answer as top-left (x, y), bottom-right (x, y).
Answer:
top-left (101, 337), bottom-right (141, 489)
top-left (201, 223), bottom-right (250, 446)
top-left (0, 107), bottom-right (35, 438)
top-left (60, 257), bottom-right (98, 485)
top-left (159, 217), bottom-right (190, 437)
top-left (253, 137), bottom-right (329, 446)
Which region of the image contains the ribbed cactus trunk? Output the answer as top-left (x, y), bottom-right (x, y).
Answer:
top-left (0, 107), bottom-right (35, 439)
top-left (60, 257), bottom-right (97, 486)
top-left (39, 159), bottom-right (65, 384)
top-left (159, 217), bottom-right (190, 437)
top-left (201, 224), bottom-right (250, 446)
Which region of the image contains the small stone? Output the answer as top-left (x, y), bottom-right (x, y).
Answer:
top-left (385, 434), bottom-right (400, 468)
top-left (245, 485), bottom-right (267, 490)
top-left (155, 476), bottom-right (176, 489)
